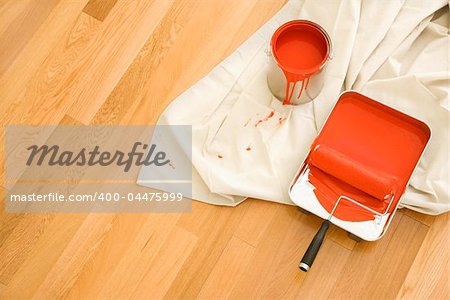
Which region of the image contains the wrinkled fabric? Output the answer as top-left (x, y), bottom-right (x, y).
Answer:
top-left (138, 0), bottom-right (449, 215)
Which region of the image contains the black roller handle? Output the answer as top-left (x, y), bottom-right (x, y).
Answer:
top-left (299, 220), bottom-right (330, 272)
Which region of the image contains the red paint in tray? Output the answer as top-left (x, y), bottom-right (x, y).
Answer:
top-left (305, 92), bottom-right (430, 221)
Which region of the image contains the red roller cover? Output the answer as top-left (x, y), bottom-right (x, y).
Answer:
top-left (308, 145), bottom-right (397, 201)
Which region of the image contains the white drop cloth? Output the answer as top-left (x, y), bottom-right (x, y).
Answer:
top-left (138, 0), bottom-right (450, 215)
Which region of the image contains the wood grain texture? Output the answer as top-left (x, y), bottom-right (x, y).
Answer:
top-left (402, 207), bottom-right (436, 226)
top-left (396, 213), bottom-right (449, 299)
top-left (83, 0), bottom-right (118, 21)
top-left (0, 0), bottom-right (60, 76)
top-left (0, 0), bottom-right (448, 299)
top-left (197, 236), bottom-right (255, 299)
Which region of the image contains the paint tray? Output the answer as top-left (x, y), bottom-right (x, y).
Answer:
top-left (289, 91), bottom-right (431, 241)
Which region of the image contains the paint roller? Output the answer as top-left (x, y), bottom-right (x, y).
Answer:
top-left (308, 145), bottom-right (397, 200)
top-left (299, 145), bottom-right (398, 272)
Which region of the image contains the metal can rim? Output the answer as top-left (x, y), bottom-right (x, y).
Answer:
top-left (270, 20), bottom-right (333, 76)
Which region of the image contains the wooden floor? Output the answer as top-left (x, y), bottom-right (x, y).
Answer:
top-left (0, 0), bottom-right (448, 299)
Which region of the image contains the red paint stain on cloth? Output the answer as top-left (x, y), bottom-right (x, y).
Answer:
top-left (255, 111), bottom-right (275, 127)
top-left (278, 117), bottom-right (287, 125)
top-left (244, 117), bottom-right (252, 127)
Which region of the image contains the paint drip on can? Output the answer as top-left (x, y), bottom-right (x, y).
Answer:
top-left (267, 20), bottom-right (332, 105)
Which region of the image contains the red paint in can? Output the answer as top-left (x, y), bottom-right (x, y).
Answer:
top-left (269, 20), bottom-right (332, 105)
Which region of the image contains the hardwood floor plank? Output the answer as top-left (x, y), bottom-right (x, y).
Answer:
top-left (0, 186), bottom-right (22, 248)
top-left (60, 214), bottom-right (151, 299)
top-left (164, 202), bottom-right (249, 299)
top-left (0, 213), bottom-right (88, 299)
top-left (233, 207), bottom-right (351, 299)
top-left (0, 0), bottom-right (60, 77)
top-left (327, 224), bottom-right (357, 250)
top-left (234, 199), bottom-right (282, 247)
top-left (329, 215), bottom-right (402, 298)
top-left (86, 213), bottom-right (181, 299)
top-left (197, 236), bottom-right (255, 299)
top-left (402, 208), bottom-right (435, 226)
top-left (330, 214), bottom-right (429, 299)
top-left (131, 226), bottom-right (198, 299)
top-left (90, 0), bottom-right (198, 125)
top-left (66, 0), bottom-right (175, 124)
top-left (98, 0), bottom-right (265, 125)
top-left (294, 240), bottom-right (351, 299)
top-left (7, 12), bottom-right (101, 126)
top-left (0, 0), bottom-right (165, 196)
top-left (362, 215), bottom-right (429, 299)
top-left (0, 115), bottom-right (84, 285)
top-left (223, 0), bottom-right (287, 55)
top-left (83, 0), bottom-right (118, 21)
top-left (0, 0), bottom-right (33, 35)
top-left (0, 2), bottom-right (92, 197)
top-left (396, 213), bottom-right (449, 299)
top-left (31, 214), bottom-right (116, 299)
top-left (176, 201), bottom-right (220, 236)
top-left (429, 259), bottom-right (449, 300)
top-left (0, 213), bottom-right (55, 285)
top-left (229, 205), bottom-right (310, 299)
top-left (0, 0), bottom-right (91, 112)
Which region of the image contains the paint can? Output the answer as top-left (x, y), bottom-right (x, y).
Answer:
top-left (267, 20), bottom-right (333, 105)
